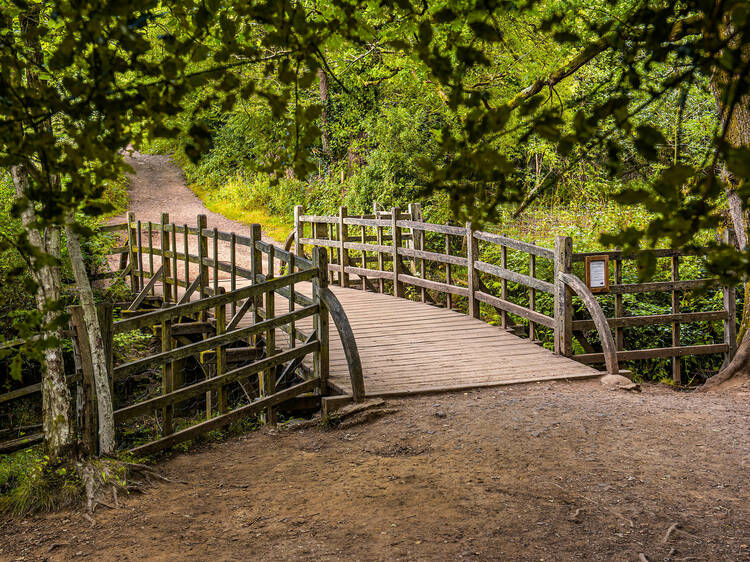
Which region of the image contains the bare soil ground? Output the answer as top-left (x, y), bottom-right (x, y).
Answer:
top-left (1, 381), bottom-right (749, 561)
top-left (4, 153), bottom-right (747, 560)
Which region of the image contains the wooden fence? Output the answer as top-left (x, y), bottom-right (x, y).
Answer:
top-left (1, 213), bottom-right (364, 456)
top-left (290, 204), bottom-right (736, 382)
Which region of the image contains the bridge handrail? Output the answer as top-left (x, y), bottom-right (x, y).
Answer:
top-left (558, 272), bottom-right (619, 376)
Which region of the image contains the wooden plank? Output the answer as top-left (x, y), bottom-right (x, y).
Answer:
top-left (473, 260), bottom-right (554, 293)
top-left (114, 269), bottom-right (316, 333)
top-left (128, 264), bottom-right (164, 310)
top-left (473, 230), bottom-right (555, 259)
top-left (0, 432), bottom-right (44, 454)
top-left (398, 246), bottom-right (468, 267)
top-left (608, 278), bottom-right (716, 294)
top-left (396, 220), bottom-right (466, 236)
top-left (571, 310), bottom-right (728, 330)
top-left (114, 305), bottom-right (319, 378)
top-left (474, 291), bottom-right (555, 328)
top-left (574, 343), bottom-right (729, 364)
top-left (399, 274), bottom-right (470, 297)
top-left (115, 343), bottom-right (319, 422)
top-left (126, 378), bottom-right (320, 456)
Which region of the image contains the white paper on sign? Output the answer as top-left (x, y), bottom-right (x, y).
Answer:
top-left (589, 260), bottom-right (607, 288)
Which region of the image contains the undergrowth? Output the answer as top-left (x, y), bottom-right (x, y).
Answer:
top-left (0, 447), bottom-right (82, 517)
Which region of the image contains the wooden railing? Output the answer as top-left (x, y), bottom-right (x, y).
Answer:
top-left (292, 205), bottom-right (737, 382)
top-left (1, 214), bottom-right (365, 456)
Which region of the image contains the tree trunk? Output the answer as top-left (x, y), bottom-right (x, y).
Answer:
top-left (11, 165), bottom-right (72, 460)
top-left (318, 68), bottom-right (331, 159)
top-left (705, 13), bottom-right (750, 388)
top-left (65, 219), bottom-right (116, 454)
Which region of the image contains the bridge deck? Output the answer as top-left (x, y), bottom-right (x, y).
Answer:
top-left (319, 286), bottom-right (600, 396)
top-left (151, 278), bottom-right (601, 397)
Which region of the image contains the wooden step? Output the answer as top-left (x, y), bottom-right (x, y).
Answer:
top-left (171, 321), bottom-right (215, 337)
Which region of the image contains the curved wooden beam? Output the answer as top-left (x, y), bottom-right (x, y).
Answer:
top-left (284, 229), bottom-right (296, 253)
top-left (559, 272), bottom-right (619, 376)
top-left (320, 287), bottom-right (365, 401)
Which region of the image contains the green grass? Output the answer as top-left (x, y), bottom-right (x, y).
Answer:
top-left (189, 181), bottom-right (293, 243)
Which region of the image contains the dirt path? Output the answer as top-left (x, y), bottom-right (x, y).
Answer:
top-left (3, 155), bottom-right (749, 560)
top-left (109, 151), bottom-right (276, 245)
top-left (1, 382), bottom-right (749, 561)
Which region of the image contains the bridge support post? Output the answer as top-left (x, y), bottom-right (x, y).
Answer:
top-left (391, 207), bottom-right (404, 298)
top-left (466, 222), bottom-right (480, 319)
top-left (554, 235), bottom-right (573, 357)
top-left (161, 213), bottom-right (171, 304)
top-left (313, 248), bottom-right (330, 398)
top-left (338, 207), bottom-right (350, 288)
top-left (197, 214), bottom-right (209, 302)
top-left (127, 212), bottom-right (139, 293)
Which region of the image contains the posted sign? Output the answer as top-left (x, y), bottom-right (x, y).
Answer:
top-left (585, 255), bottom-right (610, 293)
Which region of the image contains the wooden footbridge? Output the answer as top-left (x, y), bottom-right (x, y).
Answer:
top-left (0, 205), bottom-right (737, 456)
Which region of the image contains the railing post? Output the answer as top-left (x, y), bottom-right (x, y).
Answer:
top-left (723, 229), bottom-right (737, 364)
top-left (554, 235), bottom-right (573, 356)
top-left (338, 206), bottom-right (350, 288)
top-left (127, 212), bottom-right (139, 293)
top-left (197, 214), bottom-right (208, 301)
top-left (250, 223), bottom-right (263, 333)
top-left (466, 222), bottom-right (479, 319)
top-left (261, 247), bottom-right (277, 425)
top-left (391, 207), bottom-right (404, 298)
top-left (215, 287), bottom-right (227, 415)
top-left (313, 247), bottom-right (330, 398)
top-left (294, 205), bottom-right (303, 257)
top-left (671, 254), bottom-right (681, 384)
top-left (161, 213), bottom-right (171, 304)
top-left (409, 203), bottom-right (426, 302)
top-left (161, 317), bottom-right (173, 434)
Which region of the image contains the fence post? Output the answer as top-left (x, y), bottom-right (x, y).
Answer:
top-left (215, 287), bottom-right (227, 415)
top-left (197, 214), bottom-right (208, 301)
top-left (392, 207), bottom-right (404, 298)
top-left (161, 317), bottom-right (173, 434)
top-left (338, 206), bottom-right (350, 288)
top-left (554, 235), bottom-right (573, 356)
top-left (261, 247), bottom-right (276, 424)
top-left (69, 302), bottom-right (113, 455)
top-left (161, 213), bottom-right (171, 304)
top-left (313, 247), bottom-right (330, 398)
top-left (671, 254), bottom-right (681, 384)
top-left (723, 229), bottom-right (737, 364)
top-left (409, 203), bottom-right (426, 302)
top-left (466, 222), bottom-right (480, 319)
top-left (294, 205), bottom-right (303, 257)
top-left (127, 212), bottom-right (139, 293)
top-left (250, 223), bottom-right (263, 329)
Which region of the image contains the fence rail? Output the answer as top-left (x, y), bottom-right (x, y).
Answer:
top-left (292, 204), bottom-right (737, 381)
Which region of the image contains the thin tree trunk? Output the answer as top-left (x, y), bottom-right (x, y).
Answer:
top-left (65, 219), bottom-right (116, 455)
top-left (707, 12), bottom-right (750, 385)
top-left (11, 164), bottom-right (72, 460)
top-left (318, 68), bottom-right (331, 159)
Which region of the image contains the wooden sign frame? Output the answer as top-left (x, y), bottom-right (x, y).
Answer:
top-left (584, 255), bottom-right (610, 294)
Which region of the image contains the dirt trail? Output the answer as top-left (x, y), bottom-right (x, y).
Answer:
top-left (110, 151), bottom-right (276, 246)
top-left (2, 155), bottom-right (749, 560)
top-left (1, 382), bottom-right (749, 561)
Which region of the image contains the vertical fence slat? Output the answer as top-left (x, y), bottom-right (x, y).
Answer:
top-left (500, 245), bottom-right (508, 329)
top-left (230, 233), bottom-right (237, 317)
top-left (313, 247), bottom-right (330, 397)
top-left (391, 207), bottom-right (403, 298)
top-left (528, 252), bottom-right (536, 341)
top-left (377, 221), bottom-right (385, 293)
top-left (671, 255), bottom-right (681, 384)
top-left (161, 318), bottom-right (173, 435)
top-left (445, 231), bottom-right (453, 310)
top-left (197, 215), bottom-right (208, 302)
top-left (212, 227), bottom-right (219, 295)
top-left (136, 220), bottom-right (145, 291)
top-left (554, 235), bottom-right (573, 356)
top-left (723, 229), bottom-right (737, 364)
top-left (466, 223), bottom-right (479, 319)
top-left (289, 252), bottom-right (296, 348)
top-left (127, 212), bottom-right (139, 293)
top-left (262, 246), bottom-right (276, 424)
top-left (215, 287), bottom-right (227, 414)
top-left (148, 221), bottom-right (154, 295)
top-left (171, 222), bottom-right (178, 302)
top-left (338, 206), bottom-right (349, 288)
top-left (183, 224), bottom-right (190, 290)
top-left (161, 213), bottom-right (171, 304)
